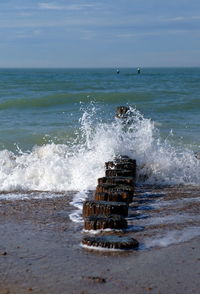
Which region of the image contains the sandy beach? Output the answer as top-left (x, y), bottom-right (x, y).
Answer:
top-left (0, 187), bottom-right (200, 294)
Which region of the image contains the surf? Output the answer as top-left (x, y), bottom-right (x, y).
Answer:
top-left (0, 105), bottom-right (199, 196)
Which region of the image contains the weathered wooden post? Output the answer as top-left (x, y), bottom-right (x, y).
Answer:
top-left (81, 107), bottom-right (139, 250)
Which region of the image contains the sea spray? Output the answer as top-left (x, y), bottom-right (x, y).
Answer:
top-left (0, 105), bottom-right (199, 195)
top-left (144, 227), bottom-right (200, 249)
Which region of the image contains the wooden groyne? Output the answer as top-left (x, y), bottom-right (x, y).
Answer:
top-left (81, 106), bottom-right (139, 250)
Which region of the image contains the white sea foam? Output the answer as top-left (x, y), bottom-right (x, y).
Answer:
top-left (70, 191), bottom-right (89, 209)
top-left (0, 106), bottom-right (199, 196)
top-left (136, 213), bottom-right (200, 226)
top-left (150, 196), bottom-right (200, 209)
top-left (69, 190), bottom-right (90, 222)
top-left (82, 228), bottom-right (122, 235)
top-left (69, 210), bottom-right (84, 223)
top-left (0, 192), bottom-right (64, 200)
top-left (145, 226), bottom-right (200, 248)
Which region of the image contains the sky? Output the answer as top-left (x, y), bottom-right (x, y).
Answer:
top-left (0, 0), bottom-right (200, 68)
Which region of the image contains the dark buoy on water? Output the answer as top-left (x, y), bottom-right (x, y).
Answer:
top-left (137, 67), bottom-right (141, 74)
top-left (116, 69), bottom-right (120, 74)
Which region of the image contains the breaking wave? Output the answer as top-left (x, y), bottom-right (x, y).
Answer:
top-left (0, 105), bottom-right (199, 193)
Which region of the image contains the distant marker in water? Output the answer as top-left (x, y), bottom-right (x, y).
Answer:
top-left (137, 67), bottom-right (141, 74)
top-left (116, 69), bottom-right (120, 74)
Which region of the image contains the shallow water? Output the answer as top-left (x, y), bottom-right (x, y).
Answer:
top-left (79, 186), bottom-right (200, 250)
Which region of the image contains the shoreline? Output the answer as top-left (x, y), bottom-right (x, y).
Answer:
top-left (0, 188), bottom-right (200, 294)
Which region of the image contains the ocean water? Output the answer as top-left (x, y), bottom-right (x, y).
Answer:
top-left (0, 67), bottom-right (200, 193)
top-left (1, 67), bottom-right (200, 249)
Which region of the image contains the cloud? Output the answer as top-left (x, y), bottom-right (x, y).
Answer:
top-left (116, 33), bottom-right (136, 38)
top-left (38, 2), bottom-right (95, 11)
top-left (18, 12), bottom-right (32, 17)
top-left (116, 28), bottom-right (200, 40)
top-left (163, 15), bottom-right (200, 23)
top-left (8, 29), bottom-right (42, 40)
top-left (191, 16), bottom-right (200, 20)
top-left (166, 29), bottom-right (190, 34)
top-left (116, 31), bottom-right (161, 39)
top-left (167, 16), bottom-right (185, 22)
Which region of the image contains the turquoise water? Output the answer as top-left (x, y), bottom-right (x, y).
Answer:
top-left (0, 68), bottom-right (200, 192)
top-left (0, 68), bottom-right (200, 152)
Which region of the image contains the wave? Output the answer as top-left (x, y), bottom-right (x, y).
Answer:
top-left (157, 98), bottom-right (200, 112)
top-left (0, 105), bottom-right (199, 193)
top-left (0, 92), bottom-right (151, 110)
top-left (144, 227), bottom-right (200, 248)
top-left (0, 93), bottom-right (78, 110)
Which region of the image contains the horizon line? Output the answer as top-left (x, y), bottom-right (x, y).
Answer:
top-left (0, 66), bottom-right (200, 69)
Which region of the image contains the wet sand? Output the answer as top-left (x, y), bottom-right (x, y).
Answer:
top-left (0, 188), bottom-right (200, 294)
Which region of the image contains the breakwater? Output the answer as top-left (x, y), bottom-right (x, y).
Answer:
top-left (81, 107), bottom-right (139, 250)
top-left (82, 154), bottom-right (139, 250)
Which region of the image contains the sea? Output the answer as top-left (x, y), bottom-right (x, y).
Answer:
top-left (0, 67), bottom-right (200, 249)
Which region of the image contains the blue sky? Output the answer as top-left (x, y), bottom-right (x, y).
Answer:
top-left (0, 0), bottom-right (200, 67)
